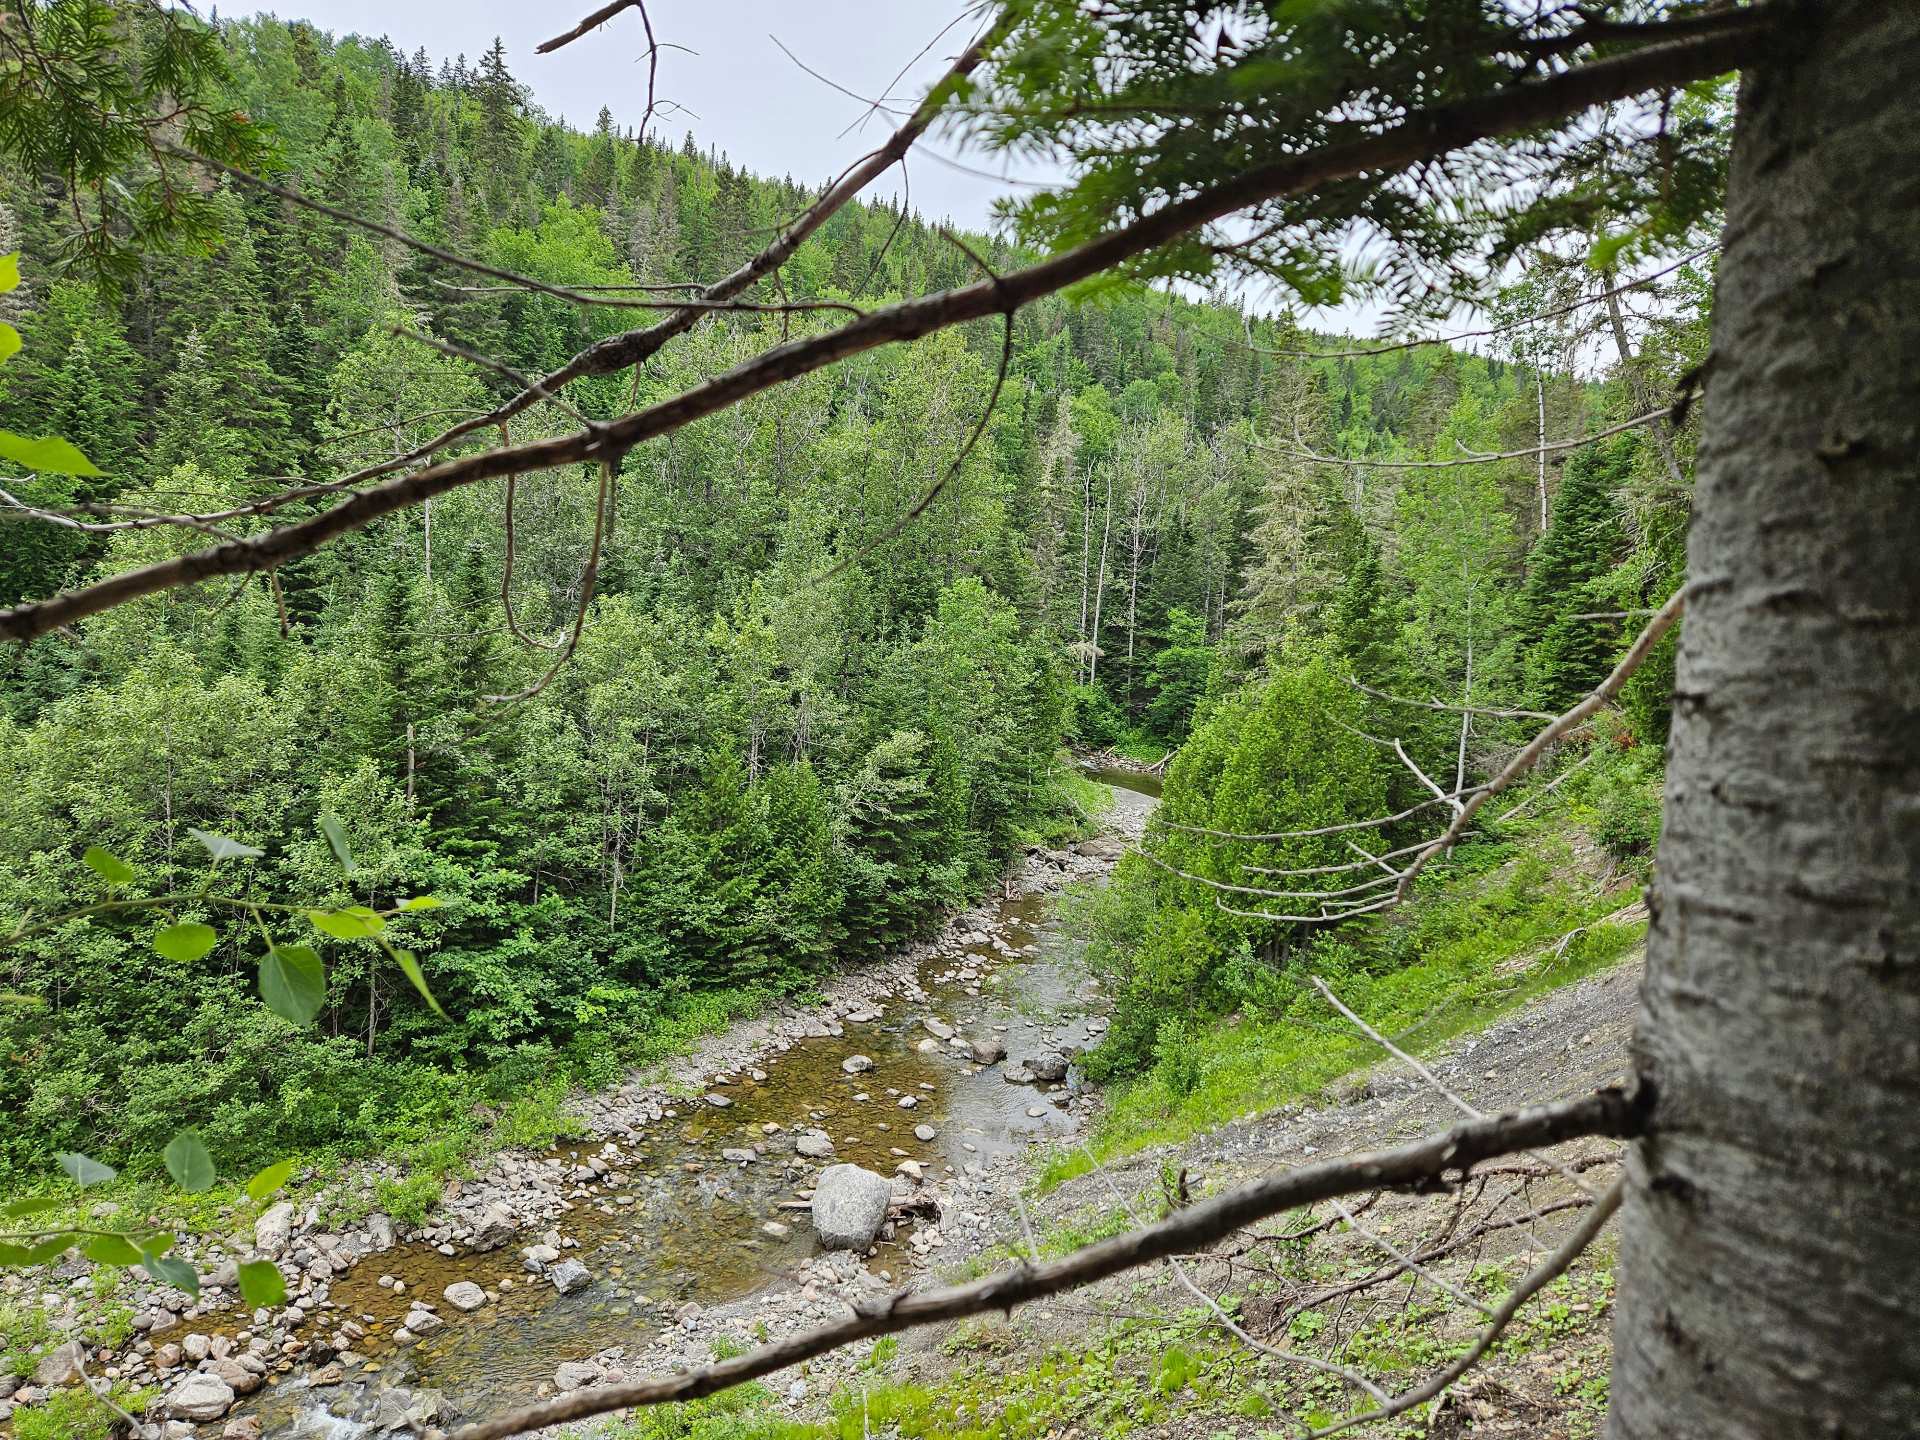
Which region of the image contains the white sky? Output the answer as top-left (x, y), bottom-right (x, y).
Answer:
top-left (249, 1), bottom-right (1387, 335)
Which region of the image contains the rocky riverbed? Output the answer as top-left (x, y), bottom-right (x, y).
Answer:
top-left (0, 777), bottom-right (1153, 1440)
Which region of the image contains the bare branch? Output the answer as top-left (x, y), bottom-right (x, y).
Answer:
top-left (1349, 677), bottom-right (1556, 722)
top-left (1268, 406), bottom-right (1676, 471)
top-left (1392, 587), bottom-right (1686, 902)
top-left (1251, 246), bottom-right (1714, 359)
top-left (537, 0), bottom-right (640, 54)
top-left (1161, 789), bottom-right (1489, 844)
top-left (446, 1090), bottom-right (1644, 1440)
top-left (481, 458), bottom-right (614, 704)
top-left (1308, 1178), bottom-right (1624, 1437)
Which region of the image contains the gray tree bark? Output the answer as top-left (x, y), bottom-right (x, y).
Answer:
top-left (1608, 5), bottom-right (1920, 1435)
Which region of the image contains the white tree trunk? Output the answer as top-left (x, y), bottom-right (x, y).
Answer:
top-left (1608, 7), bottom-right (1920, 1434)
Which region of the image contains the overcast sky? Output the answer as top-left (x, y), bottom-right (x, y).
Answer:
top-left (255, 2), bottom-right (1048, 229)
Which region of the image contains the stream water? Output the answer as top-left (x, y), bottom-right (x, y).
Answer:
top-left (241, 775), bottom-right (1157, 1437)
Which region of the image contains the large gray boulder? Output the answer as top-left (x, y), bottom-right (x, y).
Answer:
top-left (165, 1372), bottom-right (236, 1422)
top-left (443, 1281), bottom-right (487, 1312)
top-left (811, 1164), bottom-right (893, 1252)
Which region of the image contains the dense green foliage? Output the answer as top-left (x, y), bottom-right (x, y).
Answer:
top-left (0, 11), bottom-right (1704, 1188)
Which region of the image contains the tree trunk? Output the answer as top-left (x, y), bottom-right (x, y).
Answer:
top-left (1608, 7), bottom-right (1920, 1435)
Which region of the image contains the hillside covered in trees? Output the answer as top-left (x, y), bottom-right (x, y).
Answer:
top-left (0, 14), bottom-right (1708, 1184)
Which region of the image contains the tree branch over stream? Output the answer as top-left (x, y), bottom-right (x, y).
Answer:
top-left (449, 1087), bottom-right (1644, 1440)
top-left (0, 14), bottom-right (1773, 644)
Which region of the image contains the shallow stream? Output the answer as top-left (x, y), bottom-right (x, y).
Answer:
top-left (244, 776), bottom-right (1155, 1436)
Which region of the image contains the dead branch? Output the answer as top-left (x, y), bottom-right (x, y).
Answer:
top-left (1139, 847), bottom-right (1402, 904)
top-left (539, 0), bottom-right (642, 53)
top-left (1308, 1178), bottom-right (1624, 1437)
top-left (1391, 587), bottom-right (1685, 902)
top-left (1349, 677), bottom-right (1555, 722)
top-left (448, 1089), bottom-right (1642, 1440)
top-left (1161, 789), bottom-right (1489, 844)
top-left (0, 24), bottom-right (1770, 644)
top-left (1250, 247), bottom-right (1714, 360)
top-left (1268, 406), bottom-right (1675, 471)
top-left (481, 458), bottom-right (613, 704)
top-left (286, 14), bottom-right (1013, 505)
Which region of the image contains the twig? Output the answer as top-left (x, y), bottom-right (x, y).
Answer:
top-left (1392, 587), bottom-right (1686, 902)
top-left (1269, 406), bottom-right (1675, 471)
top-left (1250, 247), bottom-right (1714, 359)
top-left (482, 458), bottom-right (614, 703)
top-left (1307, 1179), bottom-right (1624, 1437)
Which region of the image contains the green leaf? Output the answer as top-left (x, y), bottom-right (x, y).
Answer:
top-left (141, 1249), bottom-right (199, 1297)
top-left (83, 1233), bottom-right (146, 1267)
top-left (187, 828), bottom-right (264, 862)
top-left (24, 1233), bottom-right (77, 1264)
top-left (0, 1243), bottom-right (32, 1266)
top-left (0, 253), bottom-right (18, 294)
top-left (0, 1196), bottom-right (61, 1219)
top-left (306, 907), bottom-right (382, 940)
top-left (0, 430), bottom-right (103, 476)
top-left (0, 322), bottom-right (20, 365)
top-left (244, 1158), bottom-right (295, 1203)
top-left (163, 1130), bottom-right (216, 1193)
top-left (154, 921), bottom-right (217, 963)
top-left (319, 813), bottom-right (355, 874)
top-left (237, 1259), bottom-right (286, 1309)
top-left (55, 1151), bottom-right (116, 1186)
top-left (259, 944), bottom-right (325, 1024)
top-left (398, 896), bottom-right (442, 911)
top-left (82, 845), bottom-right (135, 886)
top-left (390, 948), bottom-right (446, 1018)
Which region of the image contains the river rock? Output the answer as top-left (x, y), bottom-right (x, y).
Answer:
top-left (366, 1212), bottom-right (396, 1250)
top-left (794, 1129), bottom-right (835, 1159)
top-left (922, 1018), bottom-right (955, 1041)
top-left (182, 1334), bottom-right (211, 1363)
top-left (841, 1054), bottom-right (874, 1074)
top-left (968, 1037), bottom-right (1006, 1064)
top-left (208, 1357), bottom-right (262, 1396)
top-left (914, 1124), bottom-right (937, 1142)
top-left (761, 1221), bottom-right (791, 1240)
top-left (254, 1201), bottom-right (296, 1257)
top-left (164, 1372), bottom-right (235, 1422)
top-left (33, 1340), bottom-right (85, 1388)
top-left (1028, 1051), bottom-right (1070, 1082)
top-left (554, 1361), bottom-right (600, 1392)
top-left (705, 1092), bottom-right (732, 1108)
top-left (811, 1164), bottom-right (893, 1252)
top-left (444, 1281), bottom-right (488, 1312)
top-left (222, 1417), bottom-right (263, 1440)
top-left (468, 1203), bottom-right (516, 1251)
top-left (1003, 1063), bottom-right (1036, 1084)
top-left (549, 1259), bottom-right (592, 1294)
top-left (721, 1148), bottom-right (757, 1165)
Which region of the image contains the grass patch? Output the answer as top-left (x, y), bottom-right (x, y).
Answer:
top-left (1044, 827), bottom-right (1644, 1189)
top-left (1014, 755), bottom-right (1118, 849)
